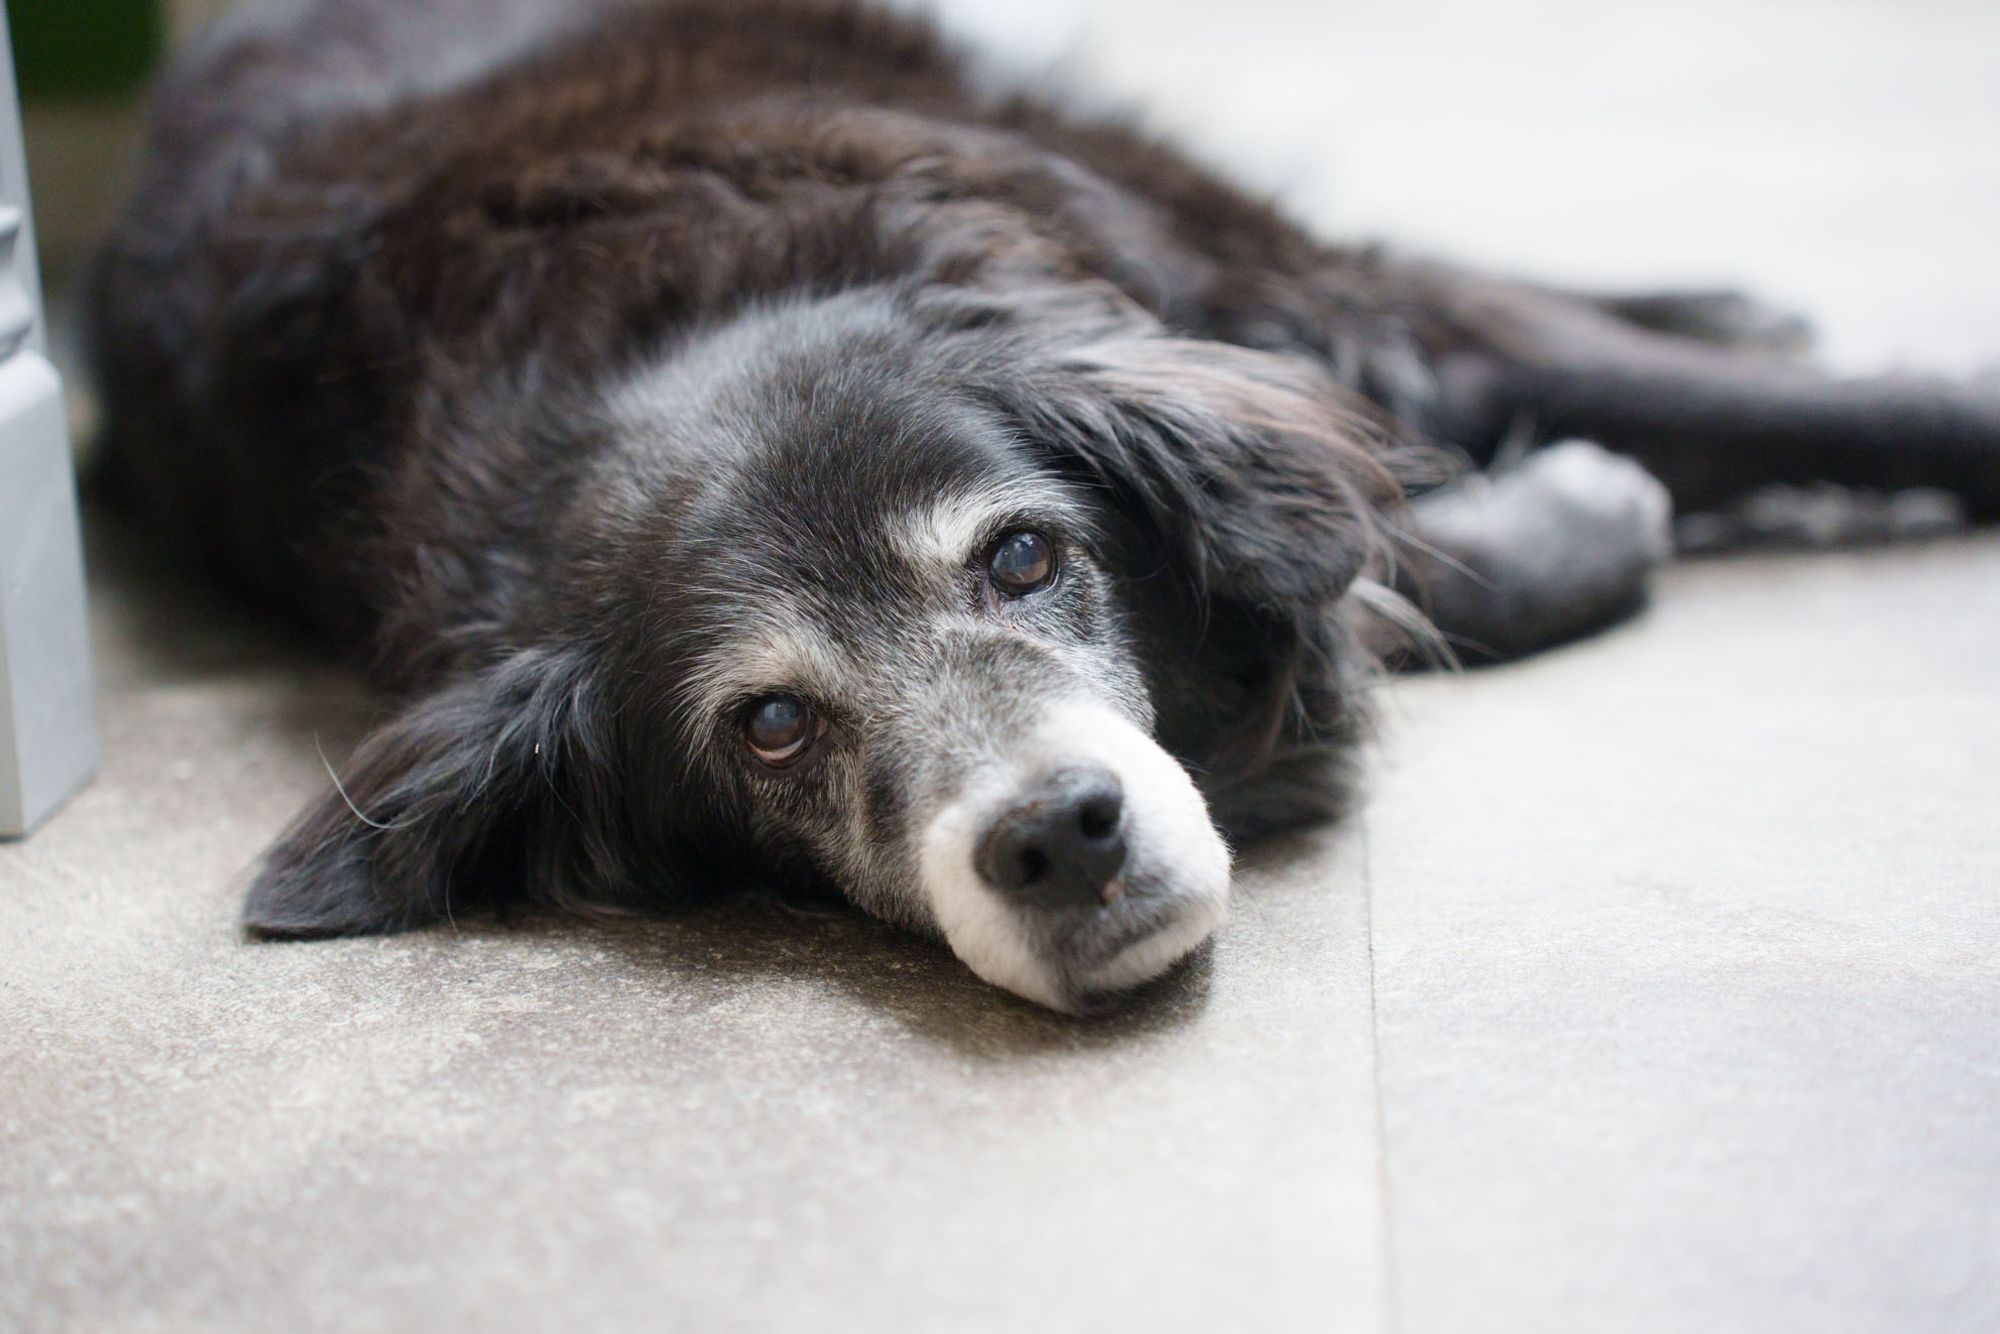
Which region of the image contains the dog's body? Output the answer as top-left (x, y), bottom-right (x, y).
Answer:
top-left (89, 0), bottom-right (2000, 1009)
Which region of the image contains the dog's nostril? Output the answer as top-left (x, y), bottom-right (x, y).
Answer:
top-left (1077, 790), bottom-right (1122, 841)
top-left (974, 767), bottom-right (1128, 907)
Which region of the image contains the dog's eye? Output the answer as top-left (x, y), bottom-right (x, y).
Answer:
top-left (987, 530), bottom-right (1056, 595)
top-left (743, 694), bottom-right (819, 767)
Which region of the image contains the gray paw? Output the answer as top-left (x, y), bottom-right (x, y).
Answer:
top-left (1406, 440), bottom-right (1675, 661)
top-left (1507, 438), bottom-right (1674, 563)
top-left (1423, 439), bottom-right (1673, 575)
top-left (1676, 483), bottom-right (1965, 551)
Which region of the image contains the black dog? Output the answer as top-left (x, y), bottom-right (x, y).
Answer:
top-left (87, 0), bottom-right (2000, 1010)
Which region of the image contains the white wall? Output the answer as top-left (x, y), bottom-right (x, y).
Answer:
top-left (914, 0), bottom-right (2000, 376)
top-left (37, 0), bottom-right (2000, 375)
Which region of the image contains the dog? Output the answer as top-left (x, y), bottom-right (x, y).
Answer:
top-left (86, 0), bottom-right (2000, 1012)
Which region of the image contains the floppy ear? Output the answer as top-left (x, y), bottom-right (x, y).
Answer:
top-left (986, 325), bottom-right (1406, 620)
top-left (244, 646), bottom-right (629, 938)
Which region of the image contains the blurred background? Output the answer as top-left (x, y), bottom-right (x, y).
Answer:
top-left (13, 0), bottom-right (2000, 396)
top-left (12, 0), bottom-right (225, 267)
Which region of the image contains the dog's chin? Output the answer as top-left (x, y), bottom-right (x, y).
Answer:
top-left (916, 704), bottom-right (1233, 1014)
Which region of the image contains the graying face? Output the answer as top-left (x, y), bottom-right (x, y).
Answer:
top-left (598, 304), bottom-right (1231, 1011)
top-left (674, 475), bottom-right (1228, 1011)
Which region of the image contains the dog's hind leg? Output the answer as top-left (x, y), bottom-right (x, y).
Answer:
top-left (1385, 440), bottom-right (1674, 665)
top-left (1537, 354), bottom-right (2000, 520)
top-left (1417, 268), bottom-right (2000, 521)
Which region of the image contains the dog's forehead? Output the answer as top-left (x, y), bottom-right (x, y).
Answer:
top-left (665, 481), bottom-right (1043, 733)
top-left (690, 356), bottom-right (1051, 595)
top-left (653, 368), bottom-right (1074, 720)
top-left (606, 296), bottom-right (1100, 723)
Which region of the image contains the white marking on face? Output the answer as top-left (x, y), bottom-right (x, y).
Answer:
top-left (891, 483), bottom-right (1094, 580)
top-left (916, 701), bottom-right (1232, 1011)
top-left (677, 617), bottom-right (851, 737)
top-left (920, 796), bottom-right (1069, 1010)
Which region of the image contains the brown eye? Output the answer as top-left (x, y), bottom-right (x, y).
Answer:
top-left (743, 694), bottom-right (818, 767)
top-left (988, 530), bottom-right (1056, 595)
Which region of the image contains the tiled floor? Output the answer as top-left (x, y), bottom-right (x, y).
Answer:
top-left (1, 514), bottom-right (1392, 1333)
top-left (1369, 543), bottom-right (2000, 1331)
top-left (5, 2), bottom-right (1998, 1330)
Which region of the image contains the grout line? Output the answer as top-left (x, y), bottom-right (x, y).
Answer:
top-left (1359, 807), bottom-right (1404, 1334)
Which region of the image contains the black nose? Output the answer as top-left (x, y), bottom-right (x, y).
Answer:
top-left (975, 767), bottom-right (1128, 907)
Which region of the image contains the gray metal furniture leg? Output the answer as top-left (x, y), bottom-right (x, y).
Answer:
top-left (0, 8), bottom-right (96, 838)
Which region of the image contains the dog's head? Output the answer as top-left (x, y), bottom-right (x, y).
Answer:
top-left (244, 284), bottom-right (1400, 1012)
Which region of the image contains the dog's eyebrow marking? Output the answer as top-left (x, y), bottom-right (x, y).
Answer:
top-left (892, 482), bottom-right (1094, 575)
top-left (678, 614), bottom-right (852, 733)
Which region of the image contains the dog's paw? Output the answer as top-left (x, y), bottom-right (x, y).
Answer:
top-left (1676, 482), bottom-right (1965, 552)
top-left (1498, 438), bottom-right (1675, 568)
top-left (1406, 440), bottom-right (1675, 662)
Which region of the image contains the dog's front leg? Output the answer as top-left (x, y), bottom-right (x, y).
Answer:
top-left (1386, 440), bottom-right (1674, 665)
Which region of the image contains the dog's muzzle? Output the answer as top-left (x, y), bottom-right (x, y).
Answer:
top-left (917, 704), bottom-right (1231, 1013)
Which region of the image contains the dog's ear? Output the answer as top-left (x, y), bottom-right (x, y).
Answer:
top-left (986, 325), bottom-right (1405, 621)
top-left (243, 645), bottom-right (628, 938)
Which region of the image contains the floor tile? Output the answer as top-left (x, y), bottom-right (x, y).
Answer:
top-left (1365, 541), bottom-right (2000, 1333)
top-left (0, 518), bottom-right (1390, 1333)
